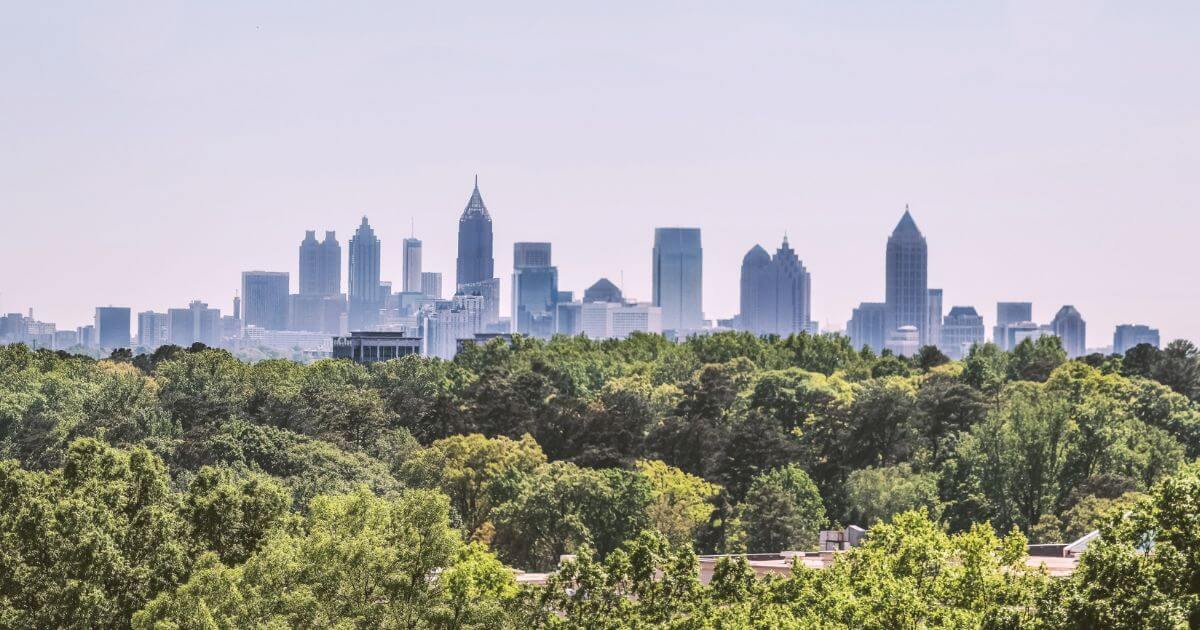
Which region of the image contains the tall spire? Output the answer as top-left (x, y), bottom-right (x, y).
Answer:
top-left (462, 176), bottom-right (490, 219)
top-left (891, 205), bottom-right (921, 238)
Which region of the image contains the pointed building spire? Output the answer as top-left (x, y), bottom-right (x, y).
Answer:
top-left (462, 176), bottom-right (490, 219)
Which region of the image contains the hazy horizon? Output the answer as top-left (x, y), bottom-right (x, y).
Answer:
top-left (3, 2), bottom-right (1198, 346)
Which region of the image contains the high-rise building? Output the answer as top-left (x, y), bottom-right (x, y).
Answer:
top-left (737, 236), bottom-right (812, 336)
top-left (1114, 324), bottom-right (1160, 355)
top-left (77, 325), bottom-right (96, 348)
top-left (288, 294), bottom-right (345, 333)
top-left (993, 302), bottom-right (1033, 349)
top-left (348, 217), bottom-right (382, 331)
top-left (940, 306), bottom-right (985, 359)
top-left (652, 227), bottom-right (704, 332)
top-left (584, 278), bottom-right (623, 304)
top-left (1051, 305), bottom-right (1087, 357)
top-left (421, 272), bottom-right (443, 300)
top-left (403, 237), bottom-right (423, 293)
top-left (885, 207), bottom-right (929, 345)
top-left (421, 294), bottom-right (485, 360)
top-left (168, 301), bottom-right (222, 347)
top-left (457, 278), bottom-right (501, 326)
top-left (137, 311), bottom-right (169, 349)
top-left (927, 289), bottom-right (943, 349)
top-left (299, 230), bottom-right (342, 296)
top-left (456, 177), bottom-right (494, 288)
top-left (885, 325), bottom-right (920, 357)
top-left (242, 271), bottom-right (290, 331)
top-left (95, 306), bottom-right (131, 349)
top-left (511, 242), bottom-right (558, 338)
top-left (847, 302), bottom-right (887, 353)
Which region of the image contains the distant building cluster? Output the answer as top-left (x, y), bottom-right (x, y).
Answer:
top-left (1, 182), bottom-right (1167, 362)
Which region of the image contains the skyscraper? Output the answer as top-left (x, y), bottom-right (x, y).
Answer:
top-left (847, 302), bottom-right (887, 352)
top-left (421, 272), bottom-right (443, 300)
top-left (584, 278), bottom-right (623, 304)
top-left (885, 207), bottom-right (929, 345)
top-left (348, 217), bottom-right (382, 331)
top-left (1051, 305), bottom-right (1087, 357)
top-left (994, 302), bottom-right (1033, 349)
top-left (168, 301), bottom-right (221, 347)
top-left (137, 311), bottom-right (169, 349)
top-left (511, 242), bottom-right (558, 338)
top-left (299, 230), bottom-right (341, 296)
top-left (242, 271), bottom-right (290, 330)
top-left (927, 289), bottom-right (943, 349)
top-left (652, 227), bottom-right (704, 332)
top-left (737, 236), bottom-right (812, 336)
top-left (403, 237), bottom-right (423, 293)
top-left (940, 306), bottom-right (985, 359)
top-left (1114, 324), bottom-right (1160, 355)
top-left (456, 177), bottom-right (494, 288)
top-left (94, 306), bottom-right (131, 349)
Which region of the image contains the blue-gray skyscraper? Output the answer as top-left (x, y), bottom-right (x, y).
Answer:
top-left (456, 177), bottom-right (494, 289)
top-left (737, 236), bottom-right (812, 336)
top-left (299, 230), bottom-right (341, 296)
top-left (511, 242), bottom-right (558, 338)
top-left (940, 305), bottom-right (985, 359)
top-left (242, 271), bottom-right (290, 330)
top-left (885, 207), bottom-right (929, 345)
top-left (1114, 324), bottom-right (1160, 355)
top-left (348, 217), bottom-right (382, 331)
top-left (95, 306), bottom-right (131, 348)
top-left (847, 302), bottom-right (887, 352)
top-left (1051, 305), bottom-right (1087, 357)
top-left (652, 227), bottom-right (704, 332)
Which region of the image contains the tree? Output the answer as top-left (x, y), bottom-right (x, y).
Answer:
top-left (637, 459), bottom-right (720, 547)
top-left (915, 345), bottom-right (951, 370)
top-left (845, 463), bottom-right (941, 526)
top-left (1151, 339), bottom-right (1200, 401)
top-left (961, 342), bottom-right (1009, 395)
top-left (183, 466), bottom-right (293, 565)
top-left (155, 349), bottom-right (249, 430)
top-left (912, 373), bottom-right (988, 465)
top-left (1008, 336), bottom-right (1067, 382)
top-left (737, 465), bottom-right (825, 552)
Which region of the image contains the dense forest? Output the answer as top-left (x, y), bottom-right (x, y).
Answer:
top-left (2, 332), bottom-right (1200, 628)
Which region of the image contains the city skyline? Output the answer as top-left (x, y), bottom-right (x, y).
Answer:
top-left (2, 4), bottom-right (1198, 343)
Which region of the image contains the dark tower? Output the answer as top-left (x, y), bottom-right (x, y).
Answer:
top-left (456, 176), bottom-right (494, 289)
top-left (885, 206), bottom-right (929, 345)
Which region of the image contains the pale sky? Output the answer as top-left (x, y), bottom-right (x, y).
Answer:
top-left (2, 2), bottom-right (1198, 347)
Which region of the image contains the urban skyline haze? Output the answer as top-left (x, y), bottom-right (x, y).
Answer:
top-left (2, 3), bottom-right (1198, 343)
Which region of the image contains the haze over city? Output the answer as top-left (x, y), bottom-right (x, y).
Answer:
top-left (2, 2), bottom-right (1198, 344)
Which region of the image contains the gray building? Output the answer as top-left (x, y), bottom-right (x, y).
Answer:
top-left (288, 294), bottom-right (345, 334)
top-left (927, 289), bottom-right (943, 349)
top-left (137, 311), bottom-right (170, 349)
top-left (940, 306), bottom-right (985, 359)
top-left (847, 302), bottom-right (887, 352)
top-left (332, 331), bottom-right (421, 364)
top-left (168, 301), bottom-right (221, 347)
top-left (1051, 305), bottom-right (1087, 358)
top-left (456, 177), bottom-right (494, 288)
top-left (738, 236), bottom-right (812, 337)
top-left (584, 278), bottom-right (623, 304)
top-left (299, 230), bottom-right (341, 296)
top-left (885, 207), bottom-right (929, 345)
top-left (457, 278), bottom-right (501, 326)
top-left (403, 237), bottom-right (422, 293)
top-left (348, 217), bottom-right (382, 331)
top-left (95, 306), bottom-right (131, 349)
top-left (511, 242), bottom-right (558, 338)
top-left (994, 302), bottom-right (1033, 349)
top-left (1114, 324), bottom-right (1159, 355)
top-left (652, 227), bottom-right (704, 332)
top-left (242, 271), bottom-right (290, 331)
top-left (421, 272), bottom-right (443, 300)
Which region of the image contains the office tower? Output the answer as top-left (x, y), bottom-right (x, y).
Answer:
top-left (993, 302), bottom-right (1033, 349)
top-left (611, 303), bottom-right (662, 339)
top-left (232, 295), bottom-right (241, 320)
top-left (457, 278), bottom-right (500, 326)
top-left (940, 306), bottom-right (985, 359)
top-left (652, 227), bottom-right (704, 331)
top-left (927, 289), bottom-right (943, 349)
top-left (403, 237), bottom-right (423, 293)
top-left (1051, 305), bottom-right (1087, 357)
top-left (168, 301), bottom-right (221, 347)
top-left (348, 217), bottom-right (382, 331)
top-left (53, 330), bottom-right (78, 350)
top-left (242, 271), bottom-right (290, 331)
top-left (847, 302), bottom-right (887, 353)
top-left (1114, 324), bottom-right (1160, 355)
top-left (94, 306), bottom-right (131, 348)
top-left (556, 301), bottom-right (583, 336)
top-left (885, 207), bottom-right (929, 345)
top-left (511, 242), bottom-right (558, 338)
top-left (137, 311), bottom-right (169, 349)
top-left (421, 294), bottom-right (484, 360)
top-left (299, 230), bottom-right (341, 296)
top-left (77, 325), bottom-right (96, 348)
top-left (421, 272), bottom-right (443, 300)
top-left (737, 236), bottom-right (812, 336)
top-left (886, 326), bottom-right (920, 357)
top-left (584, 278), bottom-right (623, 304)
top-left (456, 177), bottom-right (494, 288)
top-left (288, 294), bottom-right (345, 333)
top-left (0, 313), bottom-right (24, 342)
